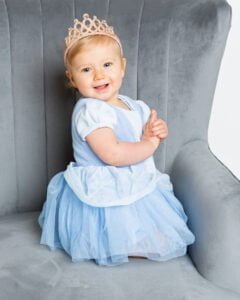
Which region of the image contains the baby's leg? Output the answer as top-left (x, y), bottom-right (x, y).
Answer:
top-left (129, 232), bottom-right (167, 259)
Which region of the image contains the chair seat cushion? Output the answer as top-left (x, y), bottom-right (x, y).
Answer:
top-left (0, 212), bottom-right (238, 299)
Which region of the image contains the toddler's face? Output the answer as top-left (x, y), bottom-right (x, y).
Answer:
top-left (66, 42), bottom-right (126, 104)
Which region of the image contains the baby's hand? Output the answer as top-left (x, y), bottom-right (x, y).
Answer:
top-left (141, 109), bottom-right (161, 150)
top-left (149, 114), bottom-right (168, 140)
top-left (142, 109), bottom-right (168, 140)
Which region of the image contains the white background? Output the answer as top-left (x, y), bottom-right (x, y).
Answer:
top-left (208, 0), bottom-right (240, 180)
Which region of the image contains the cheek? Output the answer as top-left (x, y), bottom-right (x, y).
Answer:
top-left (112, 69), bottom-right (124, 81)
top-left (75, 76), bottom-right (89, 88)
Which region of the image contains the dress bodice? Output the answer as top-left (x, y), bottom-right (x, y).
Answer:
top-left (71, 94), bottom-right (156, 173)
top-left (62, 95), bottom-right (170, 207)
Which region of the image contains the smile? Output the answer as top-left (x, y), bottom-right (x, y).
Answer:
top-left (94, 83), bottom-right (109, 91)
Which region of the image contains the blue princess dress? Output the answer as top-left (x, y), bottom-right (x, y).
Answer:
top-left (38, 94), bottom-right (195, 267)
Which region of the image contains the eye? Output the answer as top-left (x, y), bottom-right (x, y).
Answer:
top-left (81, 67), bottom-right (91, 73)
top-left (104, 62), bottom-right (113, 67)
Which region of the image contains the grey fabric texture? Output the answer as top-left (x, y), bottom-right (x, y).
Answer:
top-left (1, 0), bottom-right (240, 298)
top-left (0, 212), bottom-right (239, 300)
top-left (171, 140), bottom-right (240, 294)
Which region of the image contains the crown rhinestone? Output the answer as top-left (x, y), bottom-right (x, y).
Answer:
top-left (64, 13), bottom-right (123, 67)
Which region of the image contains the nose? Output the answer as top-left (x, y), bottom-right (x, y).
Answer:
top-left (94, 69), bottom-right (105, 80)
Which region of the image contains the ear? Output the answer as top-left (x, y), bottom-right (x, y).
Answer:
top-left (65, 70), bottom-right (77, 88)
top-left (121, 57), bottom-right (127, 77)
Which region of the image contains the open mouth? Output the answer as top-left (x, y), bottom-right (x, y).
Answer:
top-left (94, 83), bottom-right (109, 90)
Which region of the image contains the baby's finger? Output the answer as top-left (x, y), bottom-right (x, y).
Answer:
top-left (152, 119), bottom-right (166, 126)
top-left (149, 109), bottom-right (158, 124)
top-left (159, 130), bottom-right (168, 138)
top-left (152, 127), bottom-right (168, 136)
top-left (152, 129), bottom-right (163, 136)
top-left (151, 123), bottom-right (165, 130)
top-left (153, 119), bottom-right (165, 126)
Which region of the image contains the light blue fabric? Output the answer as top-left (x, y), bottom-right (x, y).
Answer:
top-left (63, 162), bottom-right (159, 207)
top-left (38, 94), bottom-right (196, 266)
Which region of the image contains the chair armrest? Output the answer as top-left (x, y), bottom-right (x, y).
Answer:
top-left (171, 139), bottom-right (240, 294)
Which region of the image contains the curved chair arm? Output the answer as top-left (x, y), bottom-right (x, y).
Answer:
top-left (170, 139), bottom-right (240, 294)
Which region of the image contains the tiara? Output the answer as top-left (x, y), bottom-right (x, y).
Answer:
top-left (64, 13), bottom-right (123, 67)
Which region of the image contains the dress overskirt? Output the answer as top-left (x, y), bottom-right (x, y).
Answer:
top-left (38, 164), bottom-right (195, 267)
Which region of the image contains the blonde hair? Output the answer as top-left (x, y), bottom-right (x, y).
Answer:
top-left (65, 35), bottom-right (124, 89)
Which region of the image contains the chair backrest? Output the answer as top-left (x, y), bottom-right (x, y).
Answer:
top-left (0, 0), bottom-right (231, 216)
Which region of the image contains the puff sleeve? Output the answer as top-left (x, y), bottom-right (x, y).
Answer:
top-left (136, 100), bottom-right (151, 125)
top-left (75, 99), bottom-right (117, 141)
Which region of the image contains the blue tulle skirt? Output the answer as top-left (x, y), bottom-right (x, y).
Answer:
top-left (38, 172), bottom-right (195, 267)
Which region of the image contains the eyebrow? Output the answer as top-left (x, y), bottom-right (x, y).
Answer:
top-left (76, 57), bottom-right (117, 69)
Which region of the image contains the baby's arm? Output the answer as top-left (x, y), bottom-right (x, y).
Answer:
top-left (86, 127), bottom-right (158, 166)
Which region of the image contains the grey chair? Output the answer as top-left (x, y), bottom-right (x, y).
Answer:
top-left (1, 0), bottom-right (240, 299)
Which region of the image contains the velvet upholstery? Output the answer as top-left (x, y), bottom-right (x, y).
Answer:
top-left (1, 0), bottom-right (240, 298)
